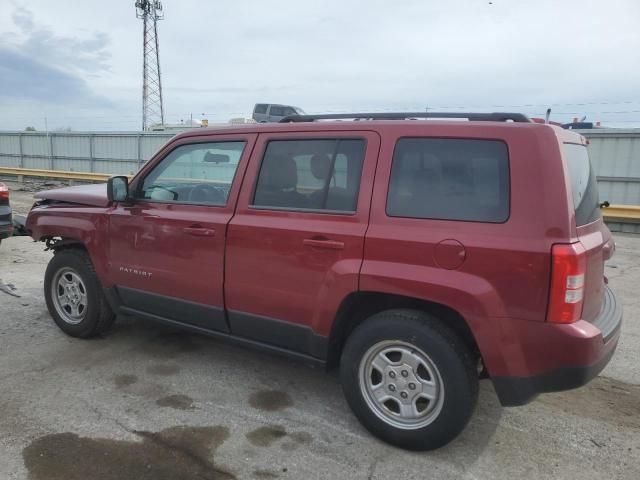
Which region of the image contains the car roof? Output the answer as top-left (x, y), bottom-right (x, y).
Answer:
top-left (173, 119), bottom-right (579, 141)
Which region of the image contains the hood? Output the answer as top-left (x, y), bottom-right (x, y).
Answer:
top-left (34, 183), bottom-right (110, 207)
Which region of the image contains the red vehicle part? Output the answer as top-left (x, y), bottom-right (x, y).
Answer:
top-left (26, 119), bottom-right (621, 409)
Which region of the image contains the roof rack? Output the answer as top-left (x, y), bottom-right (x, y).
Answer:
top-left (279, 112), bottom-right (531, 123)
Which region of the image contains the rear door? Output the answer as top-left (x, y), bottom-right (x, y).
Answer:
top-left (108, 134), bottom-right (256, 331)
top-left (224, 130), bottom-right (380, 357)
top-left (563, 141), bottom-right (612, 321)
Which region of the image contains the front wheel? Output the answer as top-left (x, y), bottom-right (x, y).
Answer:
top-left (340, 309), bottom-right (478, 450)
top-left (44, 248), bottom-right (115, 338)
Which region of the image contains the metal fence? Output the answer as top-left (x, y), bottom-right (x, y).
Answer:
top-left (0, 128), bottom-right (639, 205)
top-left (0, 131), bottom-right (173, 175)
top-left (576, 129), bottom-right (640, 206)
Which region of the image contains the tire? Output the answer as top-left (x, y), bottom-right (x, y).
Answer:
top-left (340, 309), bottom-right (478, 450)
top-left (44, 248), bottom-right (115, 338)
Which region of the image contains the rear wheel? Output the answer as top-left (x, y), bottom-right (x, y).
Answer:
top-left (44, 249), bottom-right (115, 338)
top-left (340, 309), bottom-right (478, 450)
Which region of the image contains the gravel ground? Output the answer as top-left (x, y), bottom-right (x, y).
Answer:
top-left (0, 184), bottom-right (639, 480)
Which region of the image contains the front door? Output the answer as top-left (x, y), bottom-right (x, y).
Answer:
top-left (225, 131), bottom-right (380, 357)
top-left (107, 134), bottom-right (256, 331)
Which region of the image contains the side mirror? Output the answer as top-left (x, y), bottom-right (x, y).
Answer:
top-left (107, 176), bottom-right (129, 203)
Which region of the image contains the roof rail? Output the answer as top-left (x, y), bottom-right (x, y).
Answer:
top-left (279, 112), bottom-right (531, 123)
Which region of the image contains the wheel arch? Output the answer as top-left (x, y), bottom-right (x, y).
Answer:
top-left (40, 234), bottom-right (111, 287)
top-left (44, 236), bottom-right (88, 253)
top-left (27, 207), bottom-right (108, 266)
top-left (327, 291), bottom-right (481, 370)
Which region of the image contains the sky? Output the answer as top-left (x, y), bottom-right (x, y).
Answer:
top-left (0, 0), bottom-right (639, 131)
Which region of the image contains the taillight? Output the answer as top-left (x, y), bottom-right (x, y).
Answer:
top-left (0, 183), bottom-right (9, 200)
top-left (547, 242), bottom-right (587, 324)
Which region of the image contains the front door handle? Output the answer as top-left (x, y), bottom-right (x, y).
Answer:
top-left (183, 226), bottom-right (216, 237)
top-left (303, 238), bottom-right (345, 250)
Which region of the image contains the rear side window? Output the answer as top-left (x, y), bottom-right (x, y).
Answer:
top-left (254, 104), bottom-right (268, 114)
top-left (387, 138), bottom-right (510, 222)
top-left (563, 143), bottom-right (600, 226)
top-left (252, 139), bottom-right (365, 212)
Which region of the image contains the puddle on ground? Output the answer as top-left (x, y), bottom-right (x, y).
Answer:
top-left (156, 394), bottom-right (194, 410)
top-left (538, 376), bottom-right (640, 429)
top-left (248, 390), bottom-right (293, 412)
top-left (246, 425), bottom-right (312, 450)
top-left (23, 425), bottom-right (234, 480)
top-left (113, 374), bottom-right (138, 388)
top-left (246, 426), bottom-right (287, 447)
top-left (146, 364), bottom-right (182, 376)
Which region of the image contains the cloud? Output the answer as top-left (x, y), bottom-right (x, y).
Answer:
top-left (1, 0), bottom-right (639, 130)
top-left (11, 6), bottom-right (35, 32)
top-left (0, 6), bottom-right (111, 106)
top-left (0, 49), bottom-right (107, 106)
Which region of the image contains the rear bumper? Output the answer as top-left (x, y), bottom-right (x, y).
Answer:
top-left (492, 340), bottom-right (617, 406)
top-left (0, 221), bottom-right (12, 239)
top-left (1, 204), bottom-right (12, 239)
top-left (490, 286), bottom-right (622, 406)
top-left (11, 214), bottom-right (29, 237)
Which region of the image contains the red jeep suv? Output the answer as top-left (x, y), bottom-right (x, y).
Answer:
top-left (26, 112), bottom-right (622, 450)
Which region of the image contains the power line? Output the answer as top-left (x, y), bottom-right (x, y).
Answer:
top-left (415, 101), bottom-right (640, 109)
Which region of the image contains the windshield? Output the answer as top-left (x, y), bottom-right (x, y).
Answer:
top-left (563, 143), bottom-right (601, 226)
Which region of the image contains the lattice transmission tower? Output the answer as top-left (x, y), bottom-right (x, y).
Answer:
top-left (135, 0), bottom-right (165, 130)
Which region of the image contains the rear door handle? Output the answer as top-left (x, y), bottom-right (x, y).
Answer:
top-left (303, 238), bottom-right (345, 250)
top-left (183, 226), bottom-right (216, 237)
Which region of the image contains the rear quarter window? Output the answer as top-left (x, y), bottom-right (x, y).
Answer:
top-left (563, 143), bottom-right (600, 226)
top-left (387, 138), bottom-right (510, 222)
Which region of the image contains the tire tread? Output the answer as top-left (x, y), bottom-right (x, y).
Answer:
top-left (340, 308), bottom-right (479, 450)
top-left (45, 248), bottom-right (114, 338)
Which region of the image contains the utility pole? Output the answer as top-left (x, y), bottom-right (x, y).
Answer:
top-left (135, 0), bottom-right (165, 131)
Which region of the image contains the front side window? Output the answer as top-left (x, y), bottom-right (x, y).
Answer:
top-left (387, 138), bottom-right (510, 222)
top-left (269, 106), bottom-right (285, 116)
top-left (252, 138), bottom-right (365, 212)
top-left (139, 141), bottom-right (246, 205)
